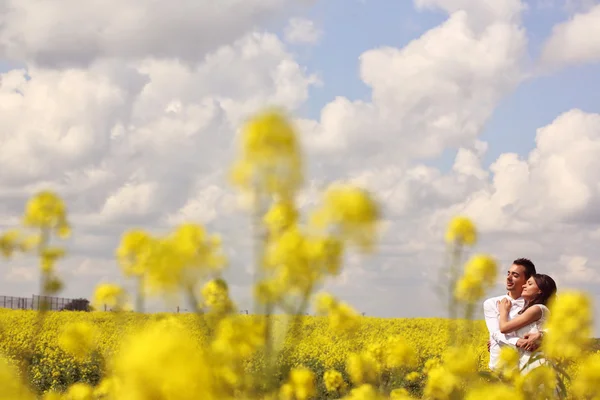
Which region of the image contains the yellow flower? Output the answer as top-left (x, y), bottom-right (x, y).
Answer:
top-left (116, 229), bottom-right (153, 277)
top-left (390, 388), bottom-right (414, 399)
top-left (201, 278), bottom-right (235, 314)
top-left (264, 199), bottom-right (298, 235)
top-left (310, 184), bottom-right (380, 251)
top-left (254, 278), bottom-right (283, 305)
top-left (442, 346), bottom-right (478, 378)
top-left (58, 322), bottom-right (98, 360)
top-left (323, 369), bottom-right (347, 393)
top-left (465, 384), bottom-right (524, 400)
top-left (241, 109), bottom-right (300, 163)
top-left (315, 293), bottom-right (360, 334)
top-left (280, 367), bottom-right (316, 400)
top-left (343, 384), bottom-right (384, 400)
top-left (346, 352), bottom-right (380, 385)
top-left (40, 247), bottom-right (66, 273)
top-left (304, 235), bottom-right (344, 276)
top-left (110, 319), bottom-right (217, 400)
top-left (0, 230), bottom-right (21, 258)
top-left (454, 255), bottom-right (497, 304)
top-left (23, 191), bottom-right (70, 234)
top-left (445, 216), bottom-right (477, 246)
top-left (423, 365), bottom-right (460, 399)
top-left (63, 383), bottom-right (94, 400)
top-left (543, 291), bottom-right (593, 361)
top-left (517, 365), bottom-right (557, 399)
top-left (570, 353), bottom-right (600, 399)
top-left (386, 335), bottom-right (418, 369)
top-left (170, 223), bottom-right (226, 275)
top-left (230, 109), bottom-right (303, 198)
top-left (41, 392), bottom-right (62, 400)
top-left (496, 347), bottom-right (520, 379)
top-left (211, 316), bottom-right (266, 360)
top-left (405, 371), bottom-right (420, 382)
top-left (93, 283), bottom-right (128, 310)
top-left (0, 356), bottom-right (35, 400)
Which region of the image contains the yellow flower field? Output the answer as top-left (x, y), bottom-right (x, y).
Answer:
top-left (1, 108), bottom-right (599, 399)
top-left (0, 310), bottom-right (491, 396)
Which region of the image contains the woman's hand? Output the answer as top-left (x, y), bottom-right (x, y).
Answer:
top-left (497, 298), bottom-right (512, 314)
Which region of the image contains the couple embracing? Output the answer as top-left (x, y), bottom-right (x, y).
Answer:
top-left (484, 258), bottom-right (557, 374)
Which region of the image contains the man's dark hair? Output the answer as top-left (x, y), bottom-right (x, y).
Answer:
top-left (513, 258), bottom-right (536, 279)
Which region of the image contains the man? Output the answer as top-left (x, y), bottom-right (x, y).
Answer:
top-left (483, 258), bottom-right (542, 371)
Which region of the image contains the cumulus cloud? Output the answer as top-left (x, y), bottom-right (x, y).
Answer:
top-left (539, 3), bottom-right (600, 68)
top-left (1, 0), bottom-right (599, 332)
top-left (0, 0), bottom-right (310, 67)
top-left (300, 0), bottom-right (527, 175)
top-left (284, 17), bottom-right (323, 44)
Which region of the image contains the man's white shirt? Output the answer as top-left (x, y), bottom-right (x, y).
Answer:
top-left (483, 293), bottom-right (525, 371)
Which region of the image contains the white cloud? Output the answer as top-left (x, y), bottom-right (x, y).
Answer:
top-left (284, 17), bottom-right (323, 45)
top-left (0, 0), bottom-right (302, 67)
top-left (300, 2), bottom-right (527, 173)
top-left (1, 0), bottom-right (600, 333)
top-left (414, 0), bottom-right (525, 30)
top-left (540, 3), bottom-right (600, 67)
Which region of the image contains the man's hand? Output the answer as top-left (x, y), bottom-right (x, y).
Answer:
top-left (487, 340), bottom-right (491, 352)
top-left (519, 332), bottom-right (542, 352)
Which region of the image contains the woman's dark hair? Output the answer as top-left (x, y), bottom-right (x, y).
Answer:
top-left (518, 273), bottom-right (557, 315)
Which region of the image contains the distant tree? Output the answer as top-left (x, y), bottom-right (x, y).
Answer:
top-left (61, 298), bottom-right (91, 312)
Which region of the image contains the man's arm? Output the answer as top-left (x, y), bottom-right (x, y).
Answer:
top-left (483, 298), bottom-right (519, 346)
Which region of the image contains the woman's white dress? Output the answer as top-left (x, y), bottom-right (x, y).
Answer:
top-left (513, 304), bottom-right (549, 374)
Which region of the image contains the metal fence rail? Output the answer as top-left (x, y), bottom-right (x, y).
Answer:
top-left (0, 295), bottom-right (89, 311)
top-left (0, 296), bottom-right (32, 310)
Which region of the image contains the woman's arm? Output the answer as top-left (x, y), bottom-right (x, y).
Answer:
top-left (499, 306), bottom-right (542, 334)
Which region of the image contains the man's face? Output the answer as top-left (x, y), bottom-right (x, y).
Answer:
top-left (506, 264), bottom-right (527, 295)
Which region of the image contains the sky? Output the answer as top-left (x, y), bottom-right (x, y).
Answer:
top-left (1, 0), bottom-right (600, 333)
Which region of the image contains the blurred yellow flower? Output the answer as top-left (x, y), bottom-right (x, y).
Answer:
top-left (455, 255), bottom-right (497, 304)
top-left (230, 109), bottom-right (303, 198)
top-left (310, 184), bottom-right (380, 251)
top-left (23, 191), bottom-right (70, 235)
top-left (445, 216), bottom-right (477, 246)
top-left (264, 199), bottom-right (298, 235)
top-left (63, 383), bottom-right (94, 400)
top-left (0, 356), bottom-right (35, 400)
top-left (93, 283), bottom-right (128, 310)
top-left (58, 321), bottom-right (98, 360)
top-left (201, 278), bottom-right (235, 314)
top-left (323, 369), bottom-right (347, 393)
top-left (280, 367), bottom-right (316, 400)
top-left (543, 291), bottom-right (593, 361)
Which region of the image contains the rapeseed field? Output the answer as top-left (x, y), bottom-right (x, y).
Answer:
top-left (0, 109), bottom-right (598, 399)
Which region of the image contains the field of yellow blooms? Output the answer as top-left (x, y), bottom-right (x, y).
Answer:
top-left (1, 109), bottom-right (600, 399)
top-left (0, 310), bottom-right (492, 397)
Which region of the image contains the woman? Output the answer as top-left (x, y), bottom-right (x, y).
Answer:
top-left (497, 273), bottom-right (557, 373)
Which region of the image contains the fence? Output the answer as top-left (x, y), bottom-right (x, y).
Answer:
top-left (0, 295), bottom-right (89, 311)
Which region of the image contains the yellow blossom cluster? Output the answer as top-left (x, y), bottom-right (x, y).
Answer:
top-left (0, 109), bottom-right (598, 400)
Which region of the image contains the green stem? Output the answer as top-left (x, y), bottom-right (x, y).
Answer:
top-left (251, 188), bottom-right (267, 315)
top-left (136, 276), bottom-right (145, 313)
top-left (186, 286), bottom-right (211, 340)
top-left (448, 243), bottom-right (462, 346)
top-left (262, 302), bottom-right (276, 393)
top-left (283, 286), bottom-right (313, 358)
top-left (26, 228), bottom-right (50, 387)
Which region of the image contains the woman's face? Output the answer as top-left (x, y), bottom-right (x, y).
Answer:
top-left (521, 277), bottom-right (541, 300)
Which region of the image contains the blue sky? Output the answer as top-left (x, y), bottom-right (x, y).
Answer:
top-left (274, 0), bottom-right (600, 169)
top-left (2, 0), bottom-right (600, 332)
top-left (4, 0), bottom-right (596, 171)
